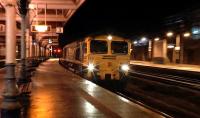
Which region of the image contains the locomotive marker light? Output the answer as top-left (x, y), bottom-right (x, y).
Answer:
top-left (107, 35), bottom-right (113, 40)
top-left (88, 63), bottom-right (95, 71)
top-left (121, 64), bottom-right (129, 71)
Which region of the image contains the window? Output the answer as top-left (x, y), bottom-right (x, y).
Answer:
top-left (111, 41), bottom-right (128, 54)
top-left (83, 43), bottom-right (87, 54)
top-left (75, 48), bottom-right (81, 61)
top-left (90, 40), bottom-right (108, 54)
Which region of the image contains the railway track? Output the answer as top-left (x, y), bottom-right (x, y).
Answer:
top-left (115, 91), bottom-right (173, 118)
top-left (119, 71), bottom-right (200, 118)
top-left (128, 70), bottom-right (200, 91)
top-left (60, 62), bottom-right (200, 118)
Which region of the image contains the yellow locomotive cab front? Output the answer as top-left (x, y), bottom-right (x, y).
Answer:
top-left (84, 35), bottom-right (131, 80)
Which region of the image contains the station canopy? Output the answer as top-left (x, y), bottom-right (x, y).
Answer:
top-left (0, 0), bottom-right (85, 47)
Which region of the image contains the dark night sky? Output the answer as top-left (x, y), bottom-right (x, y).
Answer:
top-left (59, 0), bottom-right (200, 46)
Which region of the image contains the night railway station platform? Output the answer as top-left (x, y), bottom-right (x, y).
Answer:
top-left (11, 58), bottom-right (165, 118)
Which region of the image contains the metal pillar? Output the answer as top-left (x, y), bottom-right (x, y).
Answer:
top-left (29, 36), bottom-right (32, 57)
top-left (26, 29), bottom-right (30, 58)
top-left (1, 2), bottom-right (21, 117)
top-left (18, 15), bottom-right (27, 83)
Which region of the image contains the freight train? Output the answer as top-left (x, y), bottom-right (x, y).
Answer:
top-left (60, 35), bottom-right (131, 82)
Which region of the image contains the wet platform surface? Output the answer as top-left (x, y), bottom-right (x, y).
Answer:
top-left (24, 59), bottom-right (165, 118)
top-left (130, 61), bottom-right (200, 72)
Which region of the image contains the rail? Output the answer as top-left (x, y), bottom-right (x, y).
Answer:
top-left (128, 70), bottom-right (200, 91)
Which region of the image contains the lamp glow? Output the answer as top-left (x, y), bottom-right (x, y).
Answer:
top-left (35, 25), bottom-right (48, 32)
top-left (49, 39), bottom-right (52, 44)
top-left (121, 64), bottom-right (129, 71)
top-left (192, 30), bottom-right (199, 34)
top-left (29, 4), bottom-right (35, 9)
top-left (183, 32), bottom-right (191, 37)
top-left (88, 63), bottom-right (95, 71)
top-left (107, 35), bottom-right (113, 40)
top-left (154, 37), bottom-right (160, 41)
top-left (141, 37), bottom-right (147, 42)
top-left (167, 44), bottom-right (175, 49)
top-left (166, 32), bottom-right (173, 37)
top-left (175, 46), bottom-right (180, 51)
top-left (133, 41), bottom-right (138, 44)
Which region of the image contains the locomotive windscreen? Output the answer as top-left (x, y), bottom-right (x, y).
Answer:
top-left (90, 40), bottom-right (108, 54)
top-left (111, 41), bottom-right (128, 54)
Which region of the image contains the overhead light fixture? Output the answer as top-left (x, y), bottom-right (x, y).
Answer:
top-left (133, 41), bottom-right (138, 44)
top-left (48, 38), bottom-right (52, 44)
top-left (166, 32), bottom-right (173, 37)
top-left (141, 37), bottom-right (147, 42)
top-left (29, 4), bottom-right (35, 10)
top-left (167, 44), bottom-right (175, 49)
top-left (35, 3), bottom-right (48, 32)
top-left (35, 25), bottom-right (48, 32)
top-left (175, 46), bottom-right (180, 51)
top-left (192, 30), bottom-right (199, 34)
top-left (33, 42), bottom-right (37, 45)
top-left (154, 37), bottom-right (160, 41)
top-left (183, 32), bottom-right (191, 37)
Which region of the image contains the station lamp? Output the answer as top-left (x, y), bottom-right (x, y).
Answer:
top-left (35, 25), bottom-right (48, 32)
top-left (166, 32), bottom-right (173, 37)
top-left (192, 28), bottom-right (200, 35)
top-left (34, 3), bottom-right (48, 32)
top-left (167, 44), bottom-right (175, 49)
top-left (33, 42), bottom-right (37, 45)
top-left (133, 41), bottom-right (138, 44)
top-left (183, 32), bottom-right (191, 37)
top-left (141, 37), bottom-right (147, 42)
top-left (48, 38), bottom-right (52, 44)
top-left (175, 46), bottom-right (180, 51)
top-left (29, 4), bottom-right (35, 10)
top-left (154, 37), bottom-right (160, 41)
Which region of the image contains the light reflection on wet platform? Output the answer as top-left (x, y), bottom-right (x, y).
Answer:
top-left (26, 59), bottom-right (165, 118)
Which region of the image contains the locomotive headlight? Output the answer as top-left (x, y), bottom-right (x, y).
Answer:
top-left (121, 64), bottom-right (129, 71)
top-left (88, 63), bottom-right (95, 71)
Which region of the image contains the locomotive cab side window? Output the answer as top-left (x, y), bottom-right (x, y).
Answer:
top-left (75, 47), bottom-right (81, 61)
top-left (90, 40), bottom-right (108, 54)
top-left (83, 43), bottom-right (87, 54)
